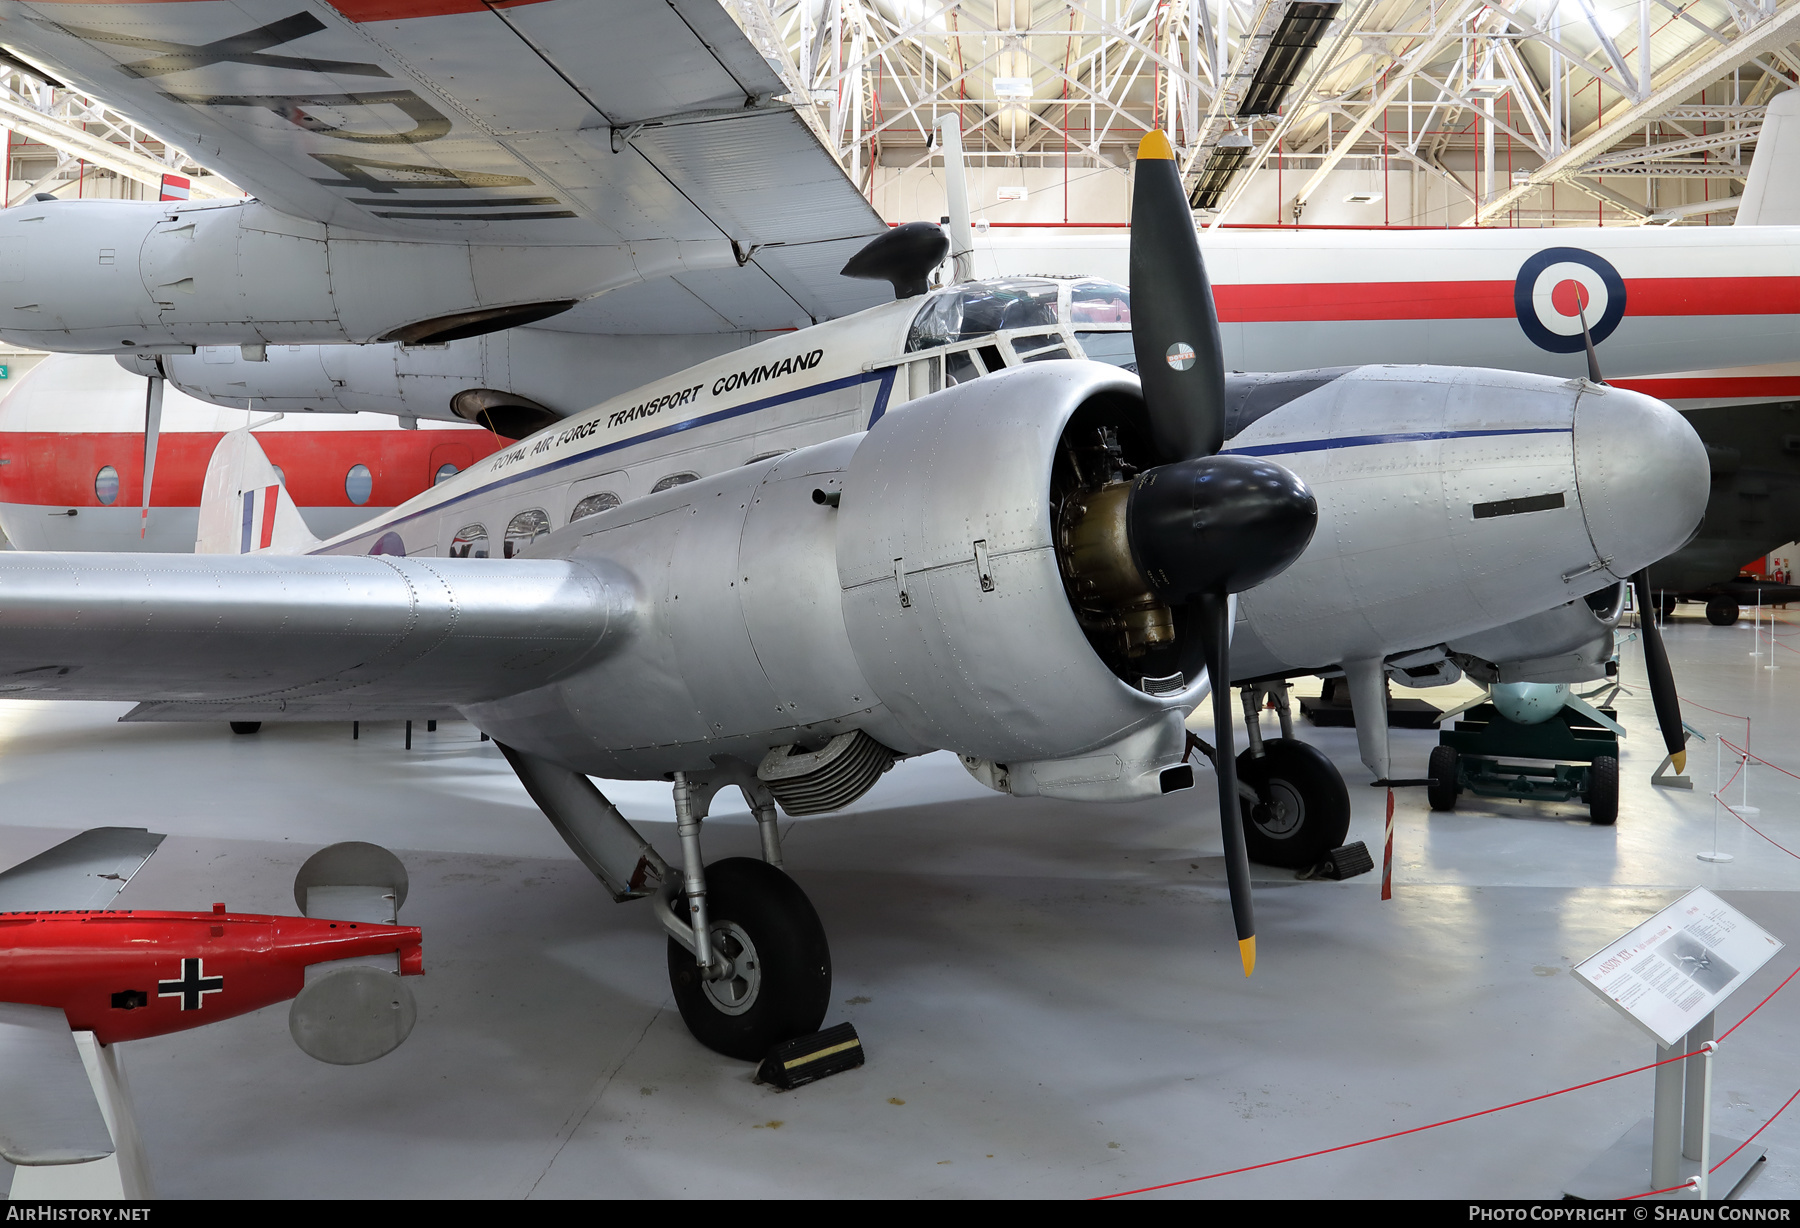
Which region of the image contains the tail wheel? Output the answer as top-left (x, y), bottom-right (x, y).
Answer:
top-left (1587, 756), bottom-right (1619, 826)
top-left (1427, 745), bottom-right (1460, 812)
top-left (667, 858), bottom-right (830, 1061)
top-left (1234, 738), bottom-right (1351, 868)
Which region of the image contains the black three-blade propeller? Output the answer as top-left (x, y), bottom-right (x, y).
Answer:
top-left (1124, 132), bottom-right (1318, 975)
top-left (1576, 300), bottom-right (1687, 776)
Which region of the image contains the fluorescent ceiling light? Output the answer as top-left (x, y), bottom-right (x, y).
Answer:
top-left (993, 77), bottom-right (1033, 99)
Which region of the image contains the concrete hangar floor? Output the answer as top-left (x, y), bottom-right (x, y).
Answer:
top-left (0, 616), bottom-right (1796, 1200)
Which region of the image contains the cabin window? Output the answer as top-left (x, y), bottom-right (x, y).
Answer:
top-left (503, 509), bottom-right (551, 558)
top-left (651, 472), bottom-right (699, 493)
top-left (449, 524), bottom-right (488, 559)
top-left (345, 463), bottom-right (373, 506)
top-left (94, 465), bottom-right (119, 506)
top-left (433, 463), bottom-right (459, 486)
top-left (569, 491), bottom-right (621, 523)
top-left (907, 357), bottom-right (940, 399)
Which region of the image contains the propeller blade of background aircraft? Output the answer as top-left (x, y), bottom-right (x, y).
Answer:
top-left (1633, 571), bottom-right (1688, 773)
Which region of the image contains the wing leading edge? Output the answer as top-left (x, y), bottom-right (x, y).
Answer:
top-left (0, 552), bottom-right (633, 718)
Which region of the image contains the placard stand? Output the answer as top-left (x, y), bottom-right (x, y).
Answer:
top-left (1564, 1011), bottom-right (1763, 1200)
top-left (1565, 888), bottom-right (1783, 1200)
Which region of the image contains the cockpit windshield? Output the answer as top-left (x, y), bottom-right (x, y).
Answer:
top-left (904, 277), bottom-right (1131, 352)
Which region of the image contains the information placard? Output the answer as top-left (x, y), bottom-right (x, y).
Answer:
top-left (1573, 887), bottom-right (1784, 1047)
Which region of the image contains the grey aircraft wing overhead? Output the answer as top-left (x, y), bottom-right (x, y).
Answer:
top-left (0, 0), bottom-right (889, 338)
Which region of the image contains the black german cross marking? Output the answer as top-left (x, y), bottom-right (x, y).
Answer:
top-left (157, 958), bottom-right (224, 1011)
top-left (42, 13), bottom-right (391, 80)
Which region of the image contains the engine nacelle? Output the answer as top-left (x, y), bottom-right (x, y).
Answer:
top-left (0, 198), bottom-right (731, 353)
top-left (479, 362), bottom-right (1212, 804)
top-left (835, 362), bottom-right (1209, 781)
top-left (118, 329), bottom-right (766, 436)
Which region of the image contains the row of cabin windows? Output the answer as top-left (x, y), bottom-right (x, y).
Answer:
top-left (91, 460), bottom-right (390, 506)
top-left (447, 471), bottom-right (703, 559)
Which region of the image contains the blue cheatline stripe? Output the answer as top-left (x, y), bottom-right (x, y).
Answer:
top-left (315, 368), bottom-right (896, 556)
top-left (240, 490), bottom-right (254, 553)
top-left (1223, 426), bottom-right (1571, 458)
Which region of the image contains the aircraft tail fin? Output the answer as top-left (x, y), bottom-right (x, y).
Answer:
top-left (195, 428), bottom-right (320, 555)
top-left (1736, 91), bottom-right (1800, 225)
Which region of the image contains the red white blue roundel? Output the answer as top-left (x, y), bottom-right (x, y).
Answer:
top-left (1514, 247), bottom-right (1627, 354)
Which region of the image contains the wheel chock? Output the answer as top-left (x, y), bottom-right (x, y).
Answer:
top-left (1296, 841), bottom-right (1374, 881)
top-left (754, 1022), bottom-right (864, 1090)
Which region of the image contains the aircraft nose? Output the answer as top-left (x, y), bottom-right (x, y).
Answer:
top-left (1572, 386), bottom-right (1709, 581)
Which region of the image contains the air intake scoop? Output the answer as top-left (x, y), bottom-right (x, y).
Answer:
top-left (841, 222), bottom-right (950, 299)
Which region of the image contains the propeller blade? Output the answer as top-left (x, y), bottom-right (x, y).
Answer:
top-left (1632, 570), bottom-right (1687, 773)
top-left (1577, 302), bottom-right (1605, 385)
top-left (1129, 131), bottom-right (1225, 461)
top-left (1197, 591), bottom-right (1255, 976)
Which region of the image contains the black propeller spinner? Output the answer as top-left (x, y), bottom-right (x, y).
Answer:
top-left (1575, 298), bottom-right (1687, 776)
top-left (1123, 131), bottom-right (1318, 975)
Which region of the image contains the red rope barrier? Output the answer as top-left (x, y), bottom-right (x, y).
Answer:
top-left (1711, 1081), bottom-right (1800, 1172)
top-left (1095, 964), bottom-right (1800, 1200)
top-left (1621, 1180), bottom-right (1695, 1200)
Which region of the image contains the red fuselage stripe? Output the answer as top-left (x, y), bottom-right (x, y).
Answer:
top-left (1211, 277), bottom-right (1800, 323)
top-left (0, 430), bottom-right (506, 510)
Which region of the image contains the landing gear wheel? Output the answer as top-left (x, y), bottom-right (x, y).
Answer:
top-left (1427, 745), bottom-right (1460, 812)
top-left (230, 721), bottom-right (261, 735)
top-left (1657, 593), bottom-right (1677, 620)
top-left (666, 857), bottom-right (830, 1061)
top-left (1706, 598), bottom-right (1739, 626)
top-left (1586, 756), bottom-right (1619, 826)
top-left (1234, 738), bottom-right (1351, 868)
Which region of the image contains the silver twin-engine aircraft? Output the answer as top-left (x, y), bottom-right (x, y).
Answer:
top-left (0, 125), bottom-right (1709, 1061)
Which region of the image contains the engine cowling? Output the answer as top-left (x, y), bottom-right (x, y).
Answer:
top-left (834, 361), bottom-right (1217, 777)
top-left (478, 361), bottom-right (1238, 804)
top-left (0, 198), bottom-right (731, 353)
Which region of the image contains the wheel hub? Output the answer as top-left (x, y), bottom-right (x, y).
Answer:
top-left (700, 920), bottom-right (762, 1016)
top-left (1251, 779), bottom-right (1306, 839)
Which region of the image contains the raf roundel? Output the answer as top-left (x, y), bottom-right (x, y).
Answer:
top-left (1513, 246), bottom-right (1627, 354)
top-left (1165, 342), bottom-right (1196, 371)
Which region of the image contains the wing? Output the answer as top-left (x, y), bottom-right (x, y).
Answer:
top-left (0, 0), bottom-right (887, 329)
top-left (0, 551), bottom-right (631, 717)
top-left (0, 1003), bottom-right (113, 1166)
top-left (0, 828), bottom-right (165, 911)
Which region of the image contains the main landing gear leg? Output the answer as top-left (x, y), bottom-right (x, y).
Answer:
top-left (498, 747), bottom-right (828, 1060)
top-left (1233, 681), bottom-right (1352, 869)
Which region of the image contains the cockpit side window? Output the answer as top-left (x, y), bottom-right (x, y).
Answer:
top-left (905, 279), bottom-right (1063, 351)
top-left (1069, 279), bottom-right (1132, 326)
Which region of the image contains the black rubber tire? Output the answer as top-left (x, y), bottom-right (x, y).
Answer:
top-left (1706, 598), bottom-right (1739, 626)
top-left (1587, 756), bottom-right (1620, 826)
top-left (1427, 745), bottom-right (1460, 812)
top-left (666, 857), bottom-right (830, 1061)
top-left (1234, 738), bottom-right (1351, 868)
top-left (1657, 593), bottom-right (1677, 620)
top-left (230, 721), bottom-right (262, 735)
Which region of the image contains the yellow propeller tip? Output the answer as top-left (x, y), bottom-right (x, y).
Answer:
top-left (1137, 130), bottom-right (1176, 161)
top-left (1239, 936), bottom-right (1256, 977)
top-left (1673, 750), bottom-right (1687, 774)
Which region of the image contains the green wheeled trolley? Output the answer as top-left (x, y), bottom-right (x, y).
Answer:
top-left (1426, 702), bottom-right (1621, 825)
